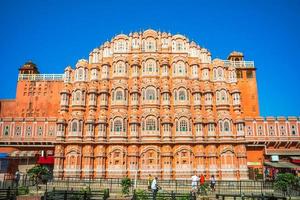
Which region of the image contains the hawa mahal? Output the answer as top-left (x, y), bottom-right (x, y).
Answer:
top-left (0, 29), bottom-right (299, 180)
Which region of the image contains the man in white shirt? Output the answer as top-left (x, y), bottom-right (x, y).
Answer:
top-left (191, 174), bottom-right (199, 190)
top-left (151, 177), bottom-right (158, 200)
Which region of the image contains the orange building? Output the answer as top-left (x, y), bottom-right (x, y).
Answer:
top-left (0, 29), bottom-right (299, 180)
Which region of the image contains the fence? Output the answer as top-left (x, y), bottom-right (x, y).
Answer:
top-left (42, 178), bottom-right (293, 196)
top-left (1, 177), bottom-right (299, 197)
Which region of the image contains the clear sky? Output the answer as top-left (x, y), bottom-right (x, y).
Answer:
top-left (0, 0), bottom-right (299, 116)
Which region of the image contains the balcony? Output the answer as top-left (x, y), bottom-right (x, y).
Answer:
top-left (109, 132), bottom-right (127, 142)
top-left (84, 131), bottom-right (94, 141)
top-left (141, 131), bottom-right (160, 141)
top-left (111, 100), bottom-right (128, 107)
top-left (142, 99), bottom-right (160, 108)
top-left (131, 100), bottom-right (139, 106)
top-left (174, 131), bottom-right (193, 142)
top-left (174, 100), bottom-right (190, 108)
top-left (223, 60), bottom-right (255, 68)
top-left (96, 131), bottom-right (106, 141)
top-left (18, 74), bottom-right (64, 81)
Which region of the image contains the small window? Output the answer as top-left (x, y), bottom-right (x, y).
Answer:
top-left (38, 126), bottom-right (43, 136)
top-left (146, 118), bottom-right (156, 131)
top-left (114, 120), bottom-right (122, 132)
top-left (237, 70), bottom-right (243, 79)
top-left (3, 126), bottom-right (10, 136)
top-left (179, 120), bottom-right (188, 132)
top-left (246, 71), bottom-right (253, 78)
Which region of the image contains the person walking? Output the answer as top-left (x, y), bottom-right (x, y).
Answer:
top-left (147, 174), bottom-right (153, 190)
top-left (14, 170), bottom-right (20, 188)
top-left (200, 174), bottom-right (205, 186)
top-left (191, 174), bottom-right (199, 191)
top-left (151, 177), bottom-right (158, 200)
top-left (210, 175), bottom-right (216, 192)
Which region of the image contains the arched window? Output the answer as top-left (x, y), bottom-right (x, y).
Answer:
top-left (174, 61), bottom-right (186, 76)
top-left (192, 65), bottom-right (198, 77)
top-left (219, 121), bottom-right (223, 132)
top-left (72, 121), bottom-right (78, 132)
top-left (115, 61), bottom-right (126, 75)
top-left (116, 90), bottom-right (123, 100)
top-left (179, 120), bottom-right (188, 132)
top-left (146, 88), bottom-right (156, 100)
top-left (224, 121), bottom-right (230, 132)
top-left (114, 120), bottom-right (122, 132)
top-left (213, 68), bottom-right (217, 80)
top-left (179, 90), bottom-right (186, 100)
top-left (78, 68), bottom-right (84, 81)
top-left (221, 90), bottom-right (227, 103)
top-left (217, 68), bottom-right (223, 80)
top-left (75, 91), bottom-right (81, 102)
top-left (145, 39), bottom-right (156, 51)
top-left (146, 118), bottom-right (156, 131)
top-left (143, 59), bottom-right (157, 75)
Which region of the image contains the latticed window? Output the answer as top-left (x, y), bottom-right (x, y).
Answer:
top-left (208, 123), bottom-right (215, 132)
top-left (15, 126), bottom-right (21, 136)
top-left (72, 121), bottom-right (77, 132)
top-left (237, 123), bottom-right (244, 132)
top-left (78, 68), bottom-right (84, 81)
top-left (146, 88), bottom-right (155, 100)
top-left (177, 41), bottom-right (184, 51)
top-left (291, 125), bottom-right (297, 135)
top-left (179, 90), bottom-right (186, 100)
top-left (163, 93), bottom-right (169, 101)
top-left (38, 126), bottom-right (43, 136)
top-left (146, 119), bottom-right (156, 131)
top-left (217, 68), bottom-right (223, 79)
top-left (114, 120), bottom-right (122, 132)
top-left (3, 126), bottom-right (9, 136)
top-left (116, 91), bottom-right (123, 100)
top-left (180, 120), bottom-right (188, 132)
top-left (224, 121), bottom-right (230, 132)
top-left (26, 126), bottom-right (32, 136)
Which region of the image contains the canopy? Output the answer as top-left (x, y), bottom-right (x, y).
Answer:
top-left (264, 161), bottom-right (300, 169)
top-left (37, 156), bottom-right (54, 165)
top-left (290, 156), bottom-right (300, 164)
top-left (9, 150), bottom-right (38, 157)
top-left (0, 153), bottom-right (8, 159)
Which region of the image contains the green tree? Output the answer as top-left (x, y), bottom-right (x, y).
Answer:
top-left (27, 165), bottom-right (50, 192)
top-left (274, 173), bottom-right (299, 196)
top-left (121, 177), bottom-right (132, 195)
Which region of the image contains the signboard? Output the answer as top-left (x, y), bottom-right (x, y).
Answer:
top-left (271, 155), bottom-right (279, 162)
top-left (247, 162), bottom-right (261, 166)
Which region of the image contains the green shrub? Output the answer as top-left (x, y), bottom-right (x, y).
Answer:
top-left (256, 173), bottom-right (263, 180)
top-left (17, 186), bottom-right (29, 195)
top-left (121, 177), bottom-right (132, 195)
top-left (176, 194), bottom-right (190, 200)
top-left (274, 173), bottom-right (298, 195)
top-left (135, 189), bottom-right (148, 200)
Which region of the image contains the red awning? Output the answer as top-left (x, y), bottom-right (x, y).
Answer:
top-left (37, 156), bottom-right (54, 164)
top-left (290, 156), bottom-right (300, 164)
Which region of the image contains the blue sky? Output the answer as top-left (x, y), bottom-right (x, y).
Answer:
top-left (0, 0), bottom-right (299, 116)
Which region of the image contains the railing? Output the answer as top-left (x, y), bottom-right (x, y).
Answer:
top-left (36, 179), bottom-right (290, 195)
top-left (1, 177), bottom-right (299, 198)
top-left (223, 60), bottom-right (255, 68)
top-left (18, 74), bottom-right (64, 81)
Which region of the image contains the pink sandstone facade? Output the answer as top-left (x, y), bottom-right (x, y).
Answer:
top-left (0, 29), bottom-right (299, 180)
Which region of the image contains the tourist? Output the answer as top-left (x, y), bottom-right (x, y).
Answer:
top-left (200, 174), bottom-right (205, 186)
top-left (210, 175), bottom-right (216, 192)
top-left (14, 170), bottom-right (20, 188)
top-left (151, 177), bottom-right (158, 200)
top-left (191, 174), bottom-right (199, 191)
top-left (147, 174), bottom-right (153, 190)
